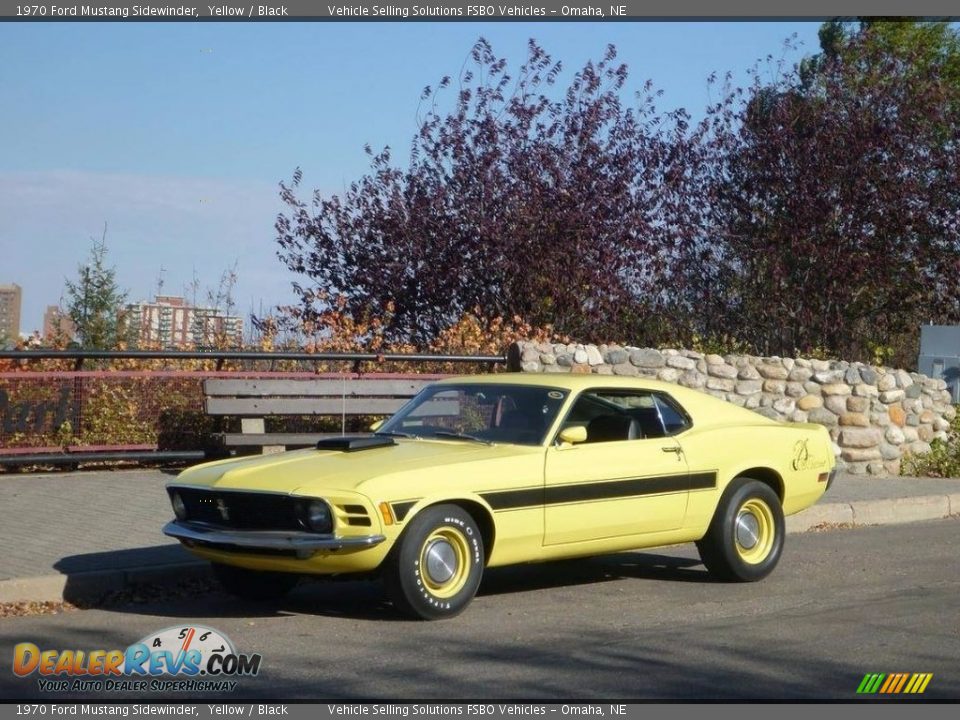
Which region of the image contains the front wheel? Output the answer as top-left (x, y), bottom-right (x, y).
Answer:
top-left (212, 563), bottom-right (299, 601)
top-left (383, 504), bottom-right (484, 620)
top-left (696, 478), bottom-right (784, 582)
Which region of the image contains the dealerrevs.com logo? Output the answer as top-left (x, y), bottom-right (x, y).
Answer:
top-left (12, 625), bottom-right (261, 693)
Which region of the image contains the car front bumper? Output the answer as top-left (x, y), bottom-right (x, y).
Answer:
top-left (162, 520), bottom-right (387, 560)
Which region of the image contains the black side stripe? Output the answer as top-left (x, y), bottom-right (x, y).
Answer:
top-left (480, 471), bottom-right (717, 511)
top-left (391, 500), bottom-right (418, 522)
top-left (483, 487), bottom-right (543, 511)
top-left (687, 471), bottom-right (719, 490)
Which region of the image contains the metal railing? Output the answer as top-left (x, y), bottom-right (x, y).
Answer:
top-left (0, 449), bottom-right (206, 468)
top-left (0, 349), bottom-right (507, 469)
top-left (0, 349), bottom-right (507, 370)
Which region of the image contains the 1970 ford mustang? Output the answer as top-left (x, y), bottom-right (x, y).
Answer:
top-left (164, 374), bottom-right (836, 619)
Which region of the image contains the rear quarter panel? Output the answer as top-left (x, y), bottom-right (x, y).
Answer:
top-left (676, 412), bottom-right (835, 538)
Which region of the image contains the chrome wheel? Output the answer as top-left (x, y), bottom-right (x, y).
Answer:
top-left (420, 528), bottom-right (470, 598)
top-left (734, 498), bottom-right (775, 564)
top-left (424, 539), bottom-right (458, 584)
top-left (736, 511), bottom-right (760, 549)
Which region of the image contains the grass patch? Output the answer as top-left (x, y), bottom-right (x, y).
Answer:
top-left (902, 409), bottom-right (960, 478)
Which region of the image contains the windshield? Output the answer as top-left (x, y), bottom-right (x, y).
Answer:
top-left (378, 383), bottom-right (569, 446)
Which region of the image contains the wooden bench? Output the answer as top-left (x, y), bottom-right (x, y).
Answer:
top-left (204, 375), bottom-right (445, 453)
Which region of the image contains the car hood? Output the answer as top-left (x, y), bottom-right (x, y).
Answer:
top-left (171, 439), bottom-right (536, 496)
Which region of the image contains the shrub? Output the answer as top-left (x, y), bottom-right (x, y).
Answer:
top-left (902, 409), bottom-right (960, 478)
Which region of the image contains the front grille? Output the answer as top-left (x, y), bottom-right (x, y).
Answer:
top-left (170, 487), bottom-right (300, 531)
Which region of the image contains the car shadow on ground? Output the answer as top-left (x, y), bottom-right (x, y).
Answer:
top-left (51, 544), bottom-right (213, 611)
top-left (54, 545), bottom-right (196, 577)
top-left (479, 551), bottom-right (710, 597)
top-left (60, 548), bottom-right (711, 622)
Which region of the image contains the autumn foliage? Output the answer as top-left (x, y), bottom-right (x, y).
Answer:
top-left (274, 24), bottom-right (960, 366)
top-left (695, 21), bottom-right (960, 367)
top-left (276, 39), bottom-right (706, 348)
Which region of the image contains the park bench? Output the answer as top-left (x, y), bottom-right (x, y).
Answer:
top-left (204, 374), bottom-right (446, 453)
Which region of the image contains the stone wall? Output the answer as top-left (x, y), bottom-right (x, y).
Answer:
top-left (507, 341), bottom-right (956, 476)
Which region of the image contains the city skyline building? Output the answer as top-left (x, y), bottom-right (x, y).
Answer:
top-left (125, 294), bottom-right (243, 347)
top-left (42, 305), bottom-right (77, 343)
top-left (0, 283), bottom-right (22, 342)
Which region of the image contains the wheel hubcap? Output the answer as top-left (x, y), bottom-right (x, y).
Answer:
top-left (419, 527), bottom-right (472, 599)
top-left (736, 511), bottom-right (760, 549)
top-left (424, 539), bottom-right (458, 584)
top-left (734, 497), bottom-right (776, 564)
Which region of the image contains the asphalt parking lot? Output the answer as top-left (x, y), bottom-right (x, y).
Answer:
top-left (2, 518), bottom-right (958, 701)
top-left (3, 468), bottom-right (960, 603)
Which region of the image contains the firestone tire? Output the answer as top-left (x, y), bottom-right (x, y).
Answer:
top-left (383, 504), bottom-right (484, 620)
top-left (696, 478), bottom-right (784, 582)
top-left (212, 562), bottom-right (299, 601)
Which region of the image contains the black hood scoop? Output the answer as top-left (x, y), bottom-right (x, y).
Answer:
top-left (315, 436), bottom-right (397, 452)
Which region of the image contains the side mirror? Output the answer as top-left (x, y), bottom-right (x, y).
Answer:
top-left (369, 419), bottom-right (385, 432)
top-left (557, 426), bottom-right (587, 445)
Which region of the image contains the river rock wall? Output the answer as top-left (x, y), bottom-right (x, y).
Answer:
top-left (507, 341), bottom-right (956, 475)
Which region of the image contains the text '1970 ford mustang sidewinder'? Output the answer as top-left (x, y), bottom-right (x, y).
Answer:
top-left (164, 374), bottom-right (836, 619)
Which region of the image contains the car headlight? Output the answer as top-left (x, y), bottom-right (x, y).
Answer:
top-left (298, 499), bottom-right (333, 534)
top-left (171, 492), bottom-right (187, 520)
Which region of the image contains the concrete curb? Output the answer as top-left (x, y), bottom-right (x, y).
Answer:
top-left (0, 561), bottom-right (209, 604)
top-left (2, 494), bottom-right (958, 605)
top-left (785, 493), bottom-right (960, 533)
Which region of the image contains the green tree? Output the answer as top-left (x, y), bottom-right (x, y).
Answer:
top-left (802, 20), bottom-right (960, 100)
top-left (65, 225), bottom-right (128, 350)
top-left (698, 20), bottom-right (960, 364)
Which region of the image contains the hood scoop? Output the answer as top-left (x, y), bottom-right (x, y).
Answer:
top-left (315, 436), bottom-right (397, 452)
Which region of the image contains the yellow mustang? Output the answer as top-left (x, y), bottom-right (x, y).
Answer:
top-left (164, 374), bottom-right (836, 619)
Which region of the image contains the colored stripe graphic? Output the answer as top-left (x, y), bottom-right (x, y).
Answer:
top-left (888, 674), bottom-right (906, 693)
top-left (857, 673), bottom-right (885, 694)
top-left (879, 674), bottom-right (897, 693)
top-left (857, 673), bottom-right (932, 694)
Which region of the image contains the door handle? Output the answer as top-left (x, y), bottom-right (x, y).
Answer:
top-left (662, 446), bottom-right (683, 456)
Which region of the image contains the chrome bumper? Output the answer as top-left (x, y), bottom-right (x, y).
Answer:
top-left (826, 466), bottom-right (839, 492)
top-left (163, 520), bottom-right (386, 559)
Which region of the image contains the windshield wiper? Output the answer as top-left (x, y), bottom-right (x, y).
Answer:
top-left (374, 430), bottom-right (418, 439)
top-left (431, 431), bottom-right (494, 445)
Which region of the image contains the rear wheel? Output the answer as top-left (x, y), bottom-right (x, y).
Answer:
top-left (696, 478), bottom-right (784, 582)
top-left (383, 504), bottom-right (484, 620)
top-left (212, 563), bottom-right (299, 601)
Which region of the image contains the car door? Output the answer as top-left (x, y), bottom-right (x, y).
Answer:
top-left (543, 388), bottom-right (691, 546)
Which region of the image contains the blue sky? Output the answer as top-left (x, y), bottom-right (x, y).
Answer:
top-left (0, 21), bottom-right (821, 335)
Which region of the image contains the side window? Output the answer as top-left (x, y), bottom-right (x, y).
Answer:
top-left (562, 390), bottom-right (668, 443)
top-left (654, 394), bottom-right (692, 435)
top-left (564, 394), bottom-right (611, 425)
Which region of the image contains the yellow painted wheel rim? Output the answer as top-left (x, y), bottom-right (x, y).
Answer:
top-left (420, 527), bottom-right (471, 599)
top-left (734, 498), bottom-right (775, 564)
